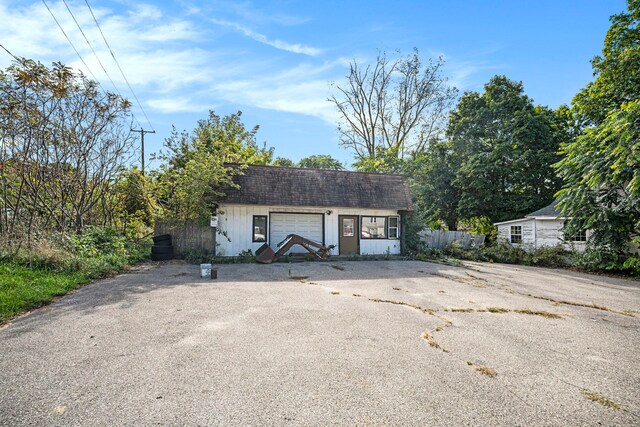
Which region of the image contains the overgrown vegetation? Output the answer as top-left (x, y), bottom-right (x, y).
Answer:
top-left (0, 228), bottom-right (151, 323)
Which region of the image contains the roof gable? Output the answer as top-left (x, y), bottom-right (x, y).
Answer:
top-left (525, 201), bottom-right (561, 218)
top-left (221, 165), bottom-right (413, 211)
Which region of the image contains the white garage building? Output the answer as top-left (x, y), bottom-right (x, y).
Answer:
top-left (215, 165), bottom-right (414, 257)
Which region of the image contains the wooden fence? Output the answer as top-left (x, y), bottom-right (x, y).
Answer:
top-left (419, 229), bottom-right (485, 250)
top-left (154, 221), bottom-right (214, 256)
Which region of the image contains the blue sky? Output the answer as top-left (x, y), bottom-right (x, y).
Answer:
top-left (0, 0), bottom-right (627, 168)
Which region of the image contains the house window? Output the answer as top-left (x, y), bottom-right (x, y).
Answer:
top-left (361, 217), bottom-right (387, 239)
top-left (572, 230), bottom-right (587, 242)
top-left (388, 216), bottom-right (400, 239)
top-left (253, 215), bottom-right (267, 242)
top-left (510, 226), bottom-right (522, 244)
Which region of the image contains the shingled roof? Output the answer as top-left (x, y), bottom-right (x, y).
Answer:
top-left (221, 164), bottom-right (413, 211)
top-left (525, 201), bottom-right (561, 218)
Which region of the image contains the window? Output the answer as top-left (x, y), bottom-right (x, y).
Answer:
top-left (388, 216), bottom-right (400, 239)
top-left (572, 230), bottom-right (587, 242)
top-left (361, 216), bottom-right (387, 239)
top-left (342, 218), bottom-right (354, 237)
top-left (253, 215), bottom-right (267, 242)
top-left (510, 226), bottom-right (522, 244)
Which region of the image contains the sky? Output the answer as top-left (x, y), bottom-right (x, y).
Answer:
top-left (0, 0), bottom-right (627, 169)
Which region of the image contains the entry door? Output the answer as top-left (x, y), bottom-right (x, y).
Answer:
top-left (339, 215), bottom-right (359, 255)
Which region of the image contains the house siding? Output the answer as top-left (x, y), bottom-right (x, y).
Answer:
top-left (217, 204), bottom-right (401, 257)
top-left (497, 218), bottom-right (588, 252)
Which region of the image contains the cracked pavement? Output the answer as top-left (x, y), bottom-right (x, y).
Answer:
top-left (1, 260), bottom-right (639, 426)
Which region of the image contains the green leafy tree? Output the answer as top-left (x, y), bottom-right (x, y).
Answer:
top-left (406, 141), bottom-right (459, 230)
top-left (298, 155), bottom-right (345, 170)
top-left (273, 157), bottom-right (295, 167)
top-left (447, 76), bottom-right (564, 223)
top-left (555, 0), bottom-right (639, 259)
top-left (152, 110), bottom-right (272, 221)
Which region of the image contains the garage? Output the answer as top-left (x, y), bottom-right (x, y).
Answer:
top-left (270, 213), bottom-right (323, 253)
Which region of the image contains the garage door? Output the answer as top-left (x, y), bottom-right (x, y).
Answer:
top-left (270, 213), bottom-right (323, 253)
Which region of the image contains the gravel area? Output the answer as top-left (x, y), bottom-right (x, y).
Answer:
top-left (1, 260), bottom-right (639, 426)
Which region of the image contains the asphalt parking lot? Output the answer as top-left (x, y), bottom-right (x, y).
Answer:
top-left (1, 260), bottom-right (639, 426)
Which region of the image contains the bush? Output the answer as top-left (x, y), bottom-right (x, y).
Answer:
top-left (574, 249), bottom-right (640, 277)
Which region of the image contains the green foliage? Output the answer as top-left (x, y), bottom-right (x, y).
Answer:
top-left (573, 249), bottom-right (640, 276)
top-left (152, 110), bottom-right (273, 222)
top-left (298, 154), bottom-right (345, 170)
top-left (0, 230), bottom-right (152, 322)
top-left (555, 1), bottom-right (639, 255)
top-left (458, 216), bottom-right (497, 242)
top-left (111, 167), bottom-right (154, 237)
top-left (273, 157), bottom-right (295, 167)
top-left (447, 76), bottom-right (564, 224)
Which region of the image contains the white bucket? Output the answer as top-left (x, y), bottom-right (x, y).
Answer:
top-left (200, 263), bottom-right (212, 279)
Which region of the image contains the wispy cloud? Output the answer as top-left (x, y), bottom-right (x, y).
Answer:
top-left (211, 19), bottom-right (323, 56)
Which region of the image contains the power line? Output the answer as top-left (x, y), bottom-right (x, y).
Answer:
top-left (59, 0), bottom-right (133, 120)
top-left (84, 0), bottom-right (155, 132)
top-left (40, 0), bottom-right (101, 83)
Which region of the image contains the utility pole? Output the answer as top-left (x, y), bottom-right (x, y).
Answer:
top-left (131, 128), bottom-right (155, 175)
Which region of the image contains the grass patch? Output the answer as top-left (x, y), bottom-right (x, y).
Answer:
top-left (330, 264), bottom-right (345, 271)
top-left (289, 275), bottom-right (309, 282)
top-left (486, 307), bottom-right (509, 313)
top-left (581, 389), bottom-right (621, 410)
top-left (369, 298), bottom-right (436, 315)
top-left (0, 263), bottom-right (89, 323)
top-left (421, 330), bottom-right (447, 352)
top-left (0, 232), bottom-right (151, 324)
top-left (474, 365), bottom-right (497, 377)
top-left (513, 309), bottom-right (562, 319)
top-left (528, 294), bottom-right (633, 316)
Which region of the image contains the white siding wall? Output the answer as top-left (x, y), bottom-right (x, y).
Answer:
top-left (497, 219), bottom-right (535, 249)
top-left (498, 218), bottom-right (588, 252)
top-left (217, 204), bottom-right (401, 257)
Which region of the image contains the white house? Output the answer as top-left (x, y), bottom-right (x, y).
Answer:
top-left (214, 165), bottom-right (414, 257)
top-left (494, 201), bottom-right (589, 252)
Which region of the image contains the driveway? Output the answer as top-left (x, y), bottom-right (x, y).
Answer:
top-left (1, 260), bottom-right (638, 426)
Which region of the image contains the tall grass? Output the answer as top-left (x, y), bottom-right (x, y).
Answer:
top-left (0, 228), bottom-right (151, 323)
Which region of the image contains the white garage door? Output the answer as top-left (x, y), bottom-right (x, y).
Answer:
top-left (270, 213), bottom-right (323, 253)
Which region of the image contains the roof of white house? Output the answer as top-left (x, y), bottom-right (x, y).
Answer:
top-left (525, 201), bottom-right (561, 219)
top-left (494, 201), bottom-right (561, 226)
top-left (220, 164), bottom-right (414, 211)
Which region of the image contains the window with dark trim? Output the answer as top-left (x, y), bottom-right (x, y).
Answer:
top-left (253, 215), bottom-right (267, 242)
top-left (388, 216), bottom-right (400, 239)
top-left (510, 226), bottom-right (522, 244)
top-left (361, 216), bottom-right (387, 239)
top-left (572, 230), bottom-right (587, 242)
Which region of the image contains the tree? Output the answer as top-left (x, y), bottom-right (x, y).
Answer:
top-left (273, 157), bottom-right (295, 167)
top-left (446, 76), bottom-right (564, 224)
top-left (329, 49), bottom-right (457, 172)
top-left (297, 155), bottom-right (344, 170)
top-left (406, 141), bottom-right (460, 230)
top-left (555, 0), bottom-right (639, 259)
top-left (0, 59), bottom-right (136, 242)
top-left (152, 110), bottom-right (273, 222)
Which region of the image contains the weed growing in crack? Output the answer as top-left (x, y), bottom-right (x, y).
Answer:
top-left (369, 298), bottom-right (436, 315)
top-left (330, 291), bottom-right (340, 295)
top-left (474, 365), bottom-right (497, 377)
top-left (352, 293), bottom-right (362, 297)
top-left (421, 330), bottom-right (448, 352)
top-left (330, 265), bottom-right (345, 271)
top-left (513, 309), bottom-right (562, 319)
top-left (581, 389), bottom-right (621, 410)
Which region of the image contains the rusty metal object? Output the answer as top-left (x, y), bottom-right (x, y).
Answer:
top-left (255, 234), bottom-right (334, 264)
